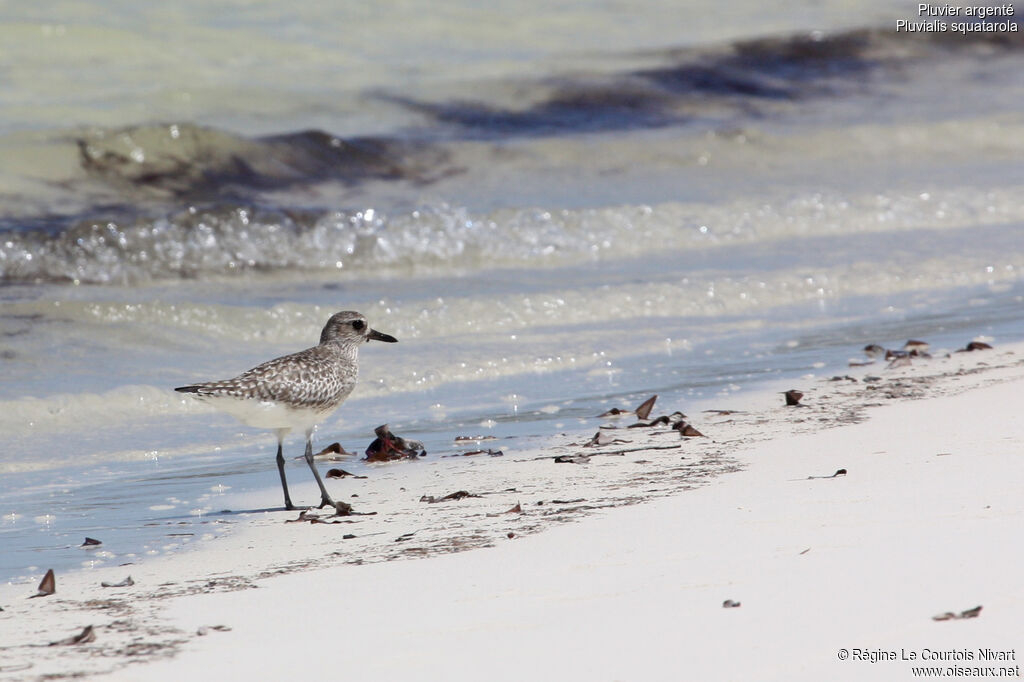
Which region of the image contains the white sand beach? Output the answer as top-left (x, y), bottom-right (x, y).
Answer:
top-left (2, 343), bottom-right (1021, 681)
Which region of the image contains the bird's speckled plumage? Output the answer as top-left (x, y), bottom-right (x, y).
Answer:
top-left (175, 310), bottom-right (398, 510)
top-left (177, 311), bottom-right (388, 419)
top-left (184, 341), bottom-right (358, 412)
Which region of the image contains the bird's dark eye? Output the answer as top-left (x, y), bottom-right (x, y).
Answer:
top-left (351, 320), bottom-right (365, 331)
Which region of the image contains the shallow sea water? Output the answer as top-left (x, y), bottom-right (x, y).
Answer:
top-left (1, 2), bottom-right (1023, 583)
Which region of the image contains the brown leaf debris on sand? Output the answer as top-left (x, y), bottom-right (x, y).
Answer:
top-left (863, 343), bottom-right (887, 359)
top-left (100, 576), bottom-right (134, 588)
top-left (598, 394), bottom-right (657, 418)
top-left (584, 430), bottom-right (628, 447)
top-left (554, 454), bottom-right (590, 464)
top-left (331, 501), bottom-right (355, 516)
top-left (933, 605), bottom-right (983, 621)
top-left (629, 415), bottom-right (671, 428)
top-left (285, 510), bottom-right (317, 523)
top-left (49, 625), bottom-right (96, 646)
top-left (634, 395), bottom-right (657, 420)
top-left (30, 569), bottom-right (56, 598)
top-left (325, 468), bottom-right (366, 479)
top-left (444, 449), bottom-right (504, 457)
top-left (616, 403), bottom-right (706, 437)
top-left (675, 422), bottom-right (705, 437)
top-left (284, 503), bottom-right (361, 523)
top-left (365, 424), bottom-right (426, 461)
top-left (783, 389), bottom-right (803, 406)
top-left (904, 339), bottom-right (930, 354)
top-left (487, 502), bottom-right (523, 517)
top-left (858, 339), bottom-right (935, 365)
top-left (293, 442), bottom-right (357, 460)
top-left (316, 442), bottom-right (357, 458)
top-left (806, 468), bottom-right (847, 480)
top-left (958, 341), bottom-right (993, 352)
top-left (196, 625), bottom-right (232, 636)
top-left (860, 337), bottom-right (996, 363)
top-left (420, 490), bottom-right (481, 504)
top-left (887, 355), bottom-right (912, 369)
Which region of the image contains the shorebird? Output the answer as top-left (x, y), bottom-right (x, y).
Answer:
top-left (175, 311), bottom-right (397, 511)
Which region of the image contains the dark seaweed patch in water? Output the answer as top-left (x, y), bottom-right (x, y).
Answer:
top-left (637, 31), bottom-right (886, 100)
top-left (378, 79), bottom-right (681, 136)
top-left (383, 26), bottom-right (1024, 138)
top-left (75, 125), bottom-right (453, 200)
top-left (5, 23), bottom-right (1020, 217)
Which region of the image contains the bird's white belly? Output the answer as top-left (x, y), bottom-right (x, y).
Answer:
top-left (202, 395), bottom-right (329, 432)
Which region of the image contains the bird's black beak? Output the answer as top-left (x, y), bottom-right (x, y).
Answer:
top-left (368, 328), bottom-right (398, 343)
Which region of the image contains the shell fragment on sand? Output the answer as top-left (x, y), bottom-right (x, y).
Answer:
top-left (933, 605), bottom-right (983, 621)
top-left (365, 424), bottom-right (426, 461)
top-left (598, 394), bottom-right (657, 418)
top-left (783, 390), bottom-right (804, 406)
top-left (49, 625), bottom-right (95, 646)
top-left (959, 340), bottom-right (993, 352)
top-left (419, 490), bottom-right (481, 504)
top-left (325, 468), bottom-right (366, 479)
top-left (30, 569), bottom-right (55, 598)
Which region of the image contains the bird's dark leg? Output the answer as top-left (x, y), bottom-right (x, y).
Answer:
top-left (304, 430), bottom-right (336, 510)
top-left (275, 430), bottom-right (299, 511)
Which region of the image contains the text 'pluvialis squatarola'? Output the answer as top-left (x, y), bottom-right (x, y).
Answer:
top-left (175, 311), bottom-right (398, 511)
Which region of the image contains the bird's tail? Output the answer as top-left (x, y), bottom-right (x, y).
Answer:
top-left (174, 385), bottom-right (203, 393)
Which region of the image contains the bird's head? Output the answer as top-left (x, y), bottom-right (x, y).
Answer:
top-left (320, 311), bottom-right (398, 346)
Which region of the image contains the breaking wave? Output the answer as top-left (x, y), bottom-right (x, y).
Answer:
top-left (3, 185), bottom-right (1024, 284)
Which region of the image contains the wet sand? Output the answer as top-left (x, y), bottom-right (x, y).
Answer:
top-left (1, 343), bottom-right (1022, 681)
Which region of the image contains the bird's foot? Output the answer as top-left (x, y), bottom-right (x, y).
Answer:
top-left (318, 497), bottom-right (354, 516)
